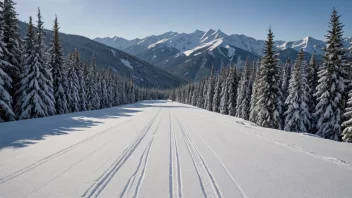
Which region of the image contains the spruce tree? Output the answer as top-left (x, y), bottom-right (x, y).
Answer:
top-left (66, 53), bottom-right (80, 112)
top-left (73, 50), bottom-right (86, 111)
top-left (236, 59), bottom-right (252, 120)
top-left (86, 58), bottom-right (97, 110)
top-left (284, 49), bottom-right (311, 132)
top-left (249, 60), bottom-right (260, 123)
top-left (314, 9), bottom-right (348, 140)
top-left (256, 28), bottom-right (283, 129)
top-left (49, 16), bottom-right (68, 114)
top-left (342, 91), bottom-right (352, 142)
top-left (0, 1), bottom-right (15, 122)
top-left (212, 75), bottom-right (221, 112)
top-left (307, 51), bottom-right (319, 133)
top-left (206, 66), bottom-right (215, 111)
top-left (3, 0), bottom-right (20, 102)
top-left (18, 9), bottom-right (55, 119)
top-left (220, 68), bottom-right (229, 115)
top-left (228, 66), bottom-right (238, 116)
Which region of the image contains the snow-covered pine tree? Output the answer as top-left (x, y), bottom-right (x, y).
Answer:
top-left (73, 49), bottom-right (86, 111)
top-left (249, 60), bottom-right (261, 123)
top-left (85, 58), bottom-right (96, 110)
top-left (18, 9), bottom-right (55, 119)
top-left (66, 52), bottom-right (80, 112)
top-left (281, 58), bottom-right (292, 120)
top-left (212, 75), bottom-right (221, 112)
top-left (49, 16), bottom-right (68, 115)
top-left (191, 83), bottom-right (198, 106)
top-left (236, 59), bottom-right (252, 120)
top-left (307, 50), bottom-right (319, 133)
top-left (196, 79), bottom-right (205, 108)
top-left (342, 90), bottom-right (352, 142)
top-left (3, 0), bottom-right (21, 102)
top-left (100, 70), bottom-right (108, 108)
top-left (128, 79), bottom-right (135, 104)
top-left (256, 28), bottom-right (283, 129)
top-left (314, 9), bottom-right (348, 140)
top-left (206, 66), bottom-right (215, 111)
top-left (220, 68), bottom-right (229, 115)
top-left (228, 66), bottom-right (238, 116)
top-left (0, 1), bottom-right (15, 122)
top-left (284, 49), bottom-right (311, 132)
top-left (202, 77), bottom-right (208, 109)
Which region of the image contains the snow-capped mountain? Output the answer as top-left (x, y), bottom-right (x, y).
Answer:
top-left (94, 30), bottom-right (351, 80)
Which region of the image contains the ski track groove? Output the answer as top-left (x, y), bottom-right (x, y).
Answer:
top-left (81, 108), bottom-right (162, 198)
top-left (174, 111), bottom-right (222, 198)
top-left (197, 133), bottom-right (249, 198)
top-left (119, 116), bottom-right (162, 198)
top-left (169, 109), bottom-right (183, 198)
top-left (247, 130), bottom-right (352, 171)
top-left (0, 118), bottom-right (133, 185)
top-left (23, 137), bottom-right (118, 198)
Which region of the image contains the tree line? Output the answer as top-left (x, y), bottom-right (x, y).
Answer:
top-left (169, 9), bottom-right (352, 143)
top-left (0, 0), bottom-right (164, 123)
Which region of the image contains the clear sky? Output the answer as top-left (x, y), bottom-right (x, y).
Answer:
top-left (14, 0), bottom-right (352, 41)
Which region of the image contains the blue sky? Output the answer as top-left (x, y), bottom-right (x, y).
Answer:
top-left (14, 0), bottom-right (352, 41)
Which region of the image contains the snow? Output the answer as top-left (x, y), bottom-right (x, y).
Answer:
top-left (120, 59), bottom-right (133, 69)
top-left (183, 39), bottom-right (223, 56)
top-left (226, 45), bottom-right (236, 57)
top-left (1, 100), bottom-right (352, 198)
top-left (110, 49), bottom-right (116, 57)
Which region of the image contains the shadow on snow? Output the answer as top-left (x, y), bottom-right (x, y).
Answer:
top-left (0, 100), bottom-right (169, 150)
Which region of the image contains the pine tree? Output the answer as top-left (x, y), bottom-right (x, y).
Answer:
top-left (0, 1), bottom-right (15, 122)
top-left (128, 79), bottom-right (135, 103)
top-left (284, 49), bottom-right (311, 132)
top-left (206, 66), bottom-right (215, 111)
top-left (236, 59), bottom-right (252, 120)
top-left (314, 9), bottom-right (348, 140)
top-left (100, 71), bottom-right (108, 108)
top-left (220, 68), bottom-right (229, 115)
top-left (212, 75), bottom-right (221, 112)
top-left (73, 50), bottom-right (86, 111)
top-left (18, 9), bottom-right (55, 119)
top-left (342, 90), bottom-right (352, 142)
top-left (49, 16), bottom-right (68, 115)
top-left (307, 51), bottom-right (319, 133)
top-left (228, 66), bottom-right (238, 116)
top-left (249, 60), bottom-right (261, 123)
top-left (86, 58), bottom-right (97, 110)
top-left (66, 53), bottom-right (80, 112)
top-left (256, 28), bottom-right (282, 129)
top-left (3, 0), bottom-right (21, 102)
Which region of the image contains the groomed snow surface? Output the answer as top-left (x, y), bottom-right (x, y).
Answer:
top-left (0, 101), bottom-right (352, 198)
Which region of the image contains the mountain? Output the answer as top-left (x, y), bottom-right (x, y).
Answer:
top-left (95, 30), bottom-right (352, 80)
top-left (18, 21), bottom-right (185, 89)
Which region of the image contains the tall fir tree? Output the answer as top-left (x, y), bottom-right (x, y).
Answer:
top-left (206, 66), bottom-right (215, 111)
top-left (236, 59), bottom-right (252, 120)
top-left (3, 0), bottom-right (21, 103)
top-left (342, 90), bottom-right (352, 142)
top-left (73, 50), bottom-right (86, 111)
top-left (219, 68), bottom-right (229, 115)
top-left (49, 16), bottom-right (68, 115)
top-left (66, 53), bottom-right (80, 112)
top-left (284, 49), bottom-right (311, 132)
top-left (249, 60), bottom-right (261, 123)
top-left (18, 9), bottom-right (55, 119)
top-left (256, 28), bottom-right (283, 129)
top-left (307, 50), bottom-right (319, 133)
top-left (228, 66), bottom-right (238, 116)
top-left (314, 9), bottom-right (348, 140)
top-left (212, 75), bottom-right (221, 112)
top-left (0, 1), bottom-right (15, 122)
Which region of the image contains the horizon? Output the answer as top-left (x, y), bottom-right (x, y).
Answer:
top-left (14, 0), bottom-right (352, 42)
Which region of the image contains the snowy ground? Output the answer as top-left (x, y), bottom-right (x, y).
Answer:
top-left (1, 100), bottom-right (352, 198)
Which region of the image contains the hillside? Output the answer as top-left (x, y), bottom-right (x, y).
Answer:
top-left (18, 21), bottom-right (185, 89)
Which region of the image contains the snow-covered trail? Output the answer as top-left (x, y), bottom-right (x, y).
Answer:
top-left (1, 101), bottom-right (352, 198)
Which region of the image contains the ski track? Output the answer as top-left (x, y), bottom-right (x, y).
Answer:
top-left (169, 109), bottom-right (182, 198)
top-left (246, 130), bottom-right (352, 171)
top-left (119, 116), bottom-right (162, 198)
top-left (174, 111), bottom-right (223, 198)
top-left (81, 108), bottom-right (162, 198)
top-left (196, 132), bottom-right (249, 198)
top-left (0, 118), bottom-right (132, 185)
